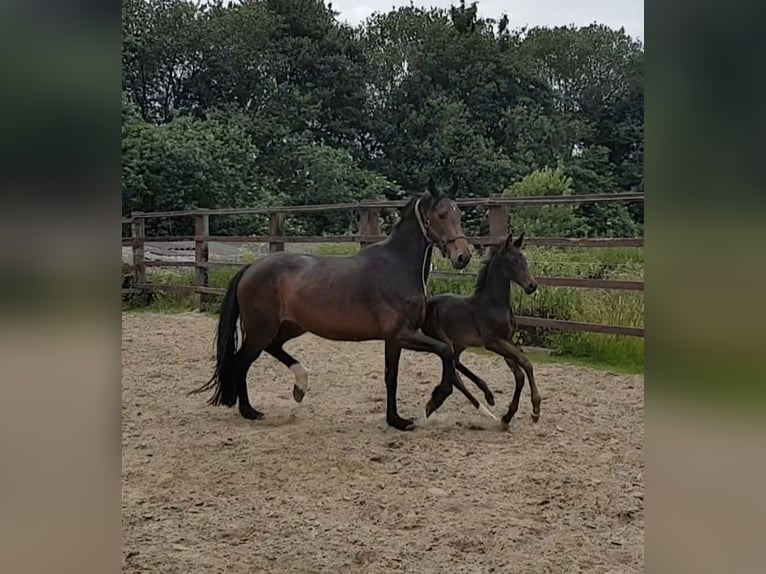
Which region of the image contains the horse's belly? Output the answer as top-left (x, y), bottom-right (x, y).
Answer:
top-left (284, 302), bottom-right (383, 341)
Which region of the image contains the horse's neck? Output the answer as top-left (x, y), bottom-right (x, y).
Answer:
top-left (384, 218), bottom-right (430, 266)
top-left (476, 257), bottom-right (512, 311)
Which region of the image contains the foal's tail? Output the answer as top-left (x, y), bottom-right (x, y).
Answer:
top-left (190, 264), bottom-right (250, 406)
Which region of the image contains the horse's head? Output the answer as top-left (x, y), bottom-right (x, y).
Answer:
top-left (497, 231), bottom-right (537, 294)
top-left (415, 177), bottom-right (472, 269)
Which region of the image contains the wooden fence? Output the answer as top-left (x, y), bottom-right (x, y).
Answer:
top-left (122, 193), bottom-right (644, 338)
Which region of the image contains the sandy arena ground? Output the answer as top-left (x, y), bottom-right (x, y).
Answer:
top-left (122, 312), bottom-right (644, 573)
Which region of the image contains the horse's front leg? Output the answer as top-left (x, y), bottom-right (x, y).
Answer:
top-left (486, 338), bottom-right (540, 423)
top-left (384, 340), bottom-right (415, 431)
top-left (394, 328), bottom-right (458, 418)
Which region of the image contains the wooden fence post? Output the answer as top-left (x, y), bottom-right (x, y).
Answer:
top-left (131, 213), bottom-right (146, 302)
top-left (269, 212), bottom-right (285, 253)
top-left (195, 213), bottom-right (210, 309)
top-left (358, 207), bottom-right (380, 248)
top-left (488, 199), bottom-right (509, 246)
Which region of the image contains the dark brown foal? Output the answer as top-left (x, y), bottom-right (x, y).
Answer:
top-left (422, 232), bottom-right (541, 429)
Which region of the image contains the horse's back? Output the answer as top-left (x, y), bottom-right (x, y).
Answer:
top-left (238, 249), bottom-right (392, 340)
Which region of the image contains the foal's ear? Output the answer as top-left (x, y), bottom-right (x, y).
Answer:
top-left (503, 232), bottom-right (514, 252)
top-left (513, 231), bottom-right (525, 248)
top-left (427, 176), bottom-right (439, 197)
top-left (448, 176), bottom-right (458, 198)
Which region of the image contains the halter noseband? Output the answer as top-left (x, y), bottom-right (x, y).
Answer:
top-left (414, 198), bottom-right (466, 256)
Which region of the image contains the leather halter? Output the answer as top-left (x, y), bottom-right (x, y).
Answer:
top-left (414, 198), bottom-right (466, 257)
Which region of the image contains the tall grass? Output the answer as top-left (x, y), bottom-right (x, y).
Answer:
top-left (124, 244), bottom-right (644, 372)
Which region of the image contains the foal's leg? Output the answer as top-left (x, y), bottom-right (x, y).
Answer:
top-left (500, 357), bottom-right (525, 429)
top-left (453, 371), bottom-right (498, 422)
top-left (454, 350), bottom-right (495, 406)
top-left (486, 339), bottom-right (540, 423)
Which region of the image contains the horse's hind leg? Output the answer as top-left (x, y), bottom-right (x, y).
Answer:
top-left (453, 371), bottom-right (497, 422)
top-left (266, 344), bottom-right (309, 403)
top-left (236, 316), bottom-right (281, 420)
top-left (234, 346), bottom-right (263, 420)
top-left (265, 323), bottom-right (308, 402)
top-left (454, 350), bottom-right (495, 406)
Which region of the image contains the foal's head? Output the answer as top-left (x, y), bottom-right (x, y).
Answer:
top-left (495, 232), bottom-right (537, 294)
top-left (414, 177), bottom-right (472, 269)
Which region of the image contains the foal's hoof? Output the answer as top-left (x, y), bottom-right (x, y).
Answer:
top-left (485, 392), bottom-right (496, 407)
top-left (292, 384), bottom-right (305, 403)
top-left (387, 415), bottom-right (415, 431)
top-left (239, 406), bottom-right (265, 420)
top-left (531, 412), bottom-right (540, 423)
top-left (425, 400), bottom-right (436, 418)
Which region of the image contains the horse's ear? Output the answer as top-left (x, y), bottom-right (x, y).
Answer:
top-left (448, 176), bottom-right (458, 198)
top-left (427, 176), bottom-right (439, 197)
top-left (513, 231), bottom-right (525, 248)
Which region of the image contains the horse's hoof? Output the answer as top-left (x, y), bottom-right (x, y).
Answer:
top-left (240, 407), bottom-right (265, 420)
top-left (425, 400), bottom-right (436, 418)
top-left (292, 384), bottom-right (305, 403)
top-left (387, 415), bottom-right (415, 431)
top-left (531, 413), bottom-right (540, 423)
top-left (500, 420), bottom-right (510, 431)
top-left (485, 393), bottom-right (496, 407)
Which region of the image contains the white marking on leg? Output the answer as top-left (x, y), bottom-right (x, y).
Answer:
top-left (290, 363), bottom-right (309, 393)
top-left (477, 402), bottom-right (498, 421)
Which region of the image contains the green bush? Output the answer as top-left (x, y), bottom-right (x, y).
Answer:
top-left (502, 167), bottom-right (589, 237)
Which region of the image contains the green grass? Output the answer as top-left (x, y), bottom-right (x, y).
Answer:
top-left (525, 350), bottom-right (643, 375)
top-left (124, 244), bottom-right (644, 373)
top-left (467, 345), bottom-right (642, 375)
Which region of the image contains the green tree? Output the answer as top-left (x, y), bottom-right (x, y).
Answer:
top-left (122, 0), bottom-right (201, 122)
top-left (565, 146), bottom-right (641, 237)
top-left (120, 1), bottom-right (644, 238)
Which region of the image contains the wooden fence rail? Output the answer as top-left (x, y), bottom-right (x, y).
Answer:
top-left (130, 192), bottom-right (642, 219)
top-left (121, 235), bottom-right (643, 248)
top-left (123, 193), bottom-right (644, 337)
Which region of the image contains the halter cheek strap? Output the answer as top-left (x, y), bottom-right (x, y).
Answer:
top-left (414, 198), bottom-right (465, 256)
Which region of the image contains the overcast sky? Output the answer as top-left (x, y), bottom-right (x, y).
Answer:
top-left (331, 0), bottom-right (643, 42)
top-left (194, 1), bottom-right (643, 43)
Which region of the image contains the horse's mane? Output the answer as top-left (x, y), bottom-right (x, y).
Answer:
top-left (391, 192), bottom-right (435, 231)
top-left (395, 195), bottom-right (419, 225)
top-left (474, 247), bottom-right (500, 292)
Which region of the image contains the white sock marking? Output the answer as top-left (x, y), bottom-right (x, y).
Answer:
top-left (477, 402), bottom-right (498, 421)
top-left (290, 363), bottom-right (309, 393)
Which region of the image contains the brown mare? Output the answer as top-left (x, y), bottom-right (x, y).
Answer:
top-left (422, 231), bottom-right (542, 429)
top-left (192, 179), bottom-right (472, 430)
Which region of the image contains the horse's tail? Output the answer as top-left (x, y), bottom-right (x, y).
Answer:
top-left (190, 264), bottom-right (251, 406)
